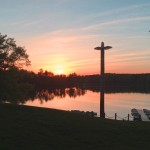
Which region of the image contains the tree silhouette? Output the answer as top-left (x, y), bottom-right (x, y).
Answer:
top-left (0, 33), bottom-right (30, 70)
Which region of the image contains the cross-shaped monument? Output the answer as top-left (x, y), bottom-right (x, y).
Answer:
top-left (94, 42), bottom-right (112, 117)
top-left (95, 42), bottom-right (112, 75)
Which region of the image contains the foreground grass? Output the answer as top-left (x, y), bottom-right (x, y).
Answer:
top-left (0, 103), bottom-right (150, 150)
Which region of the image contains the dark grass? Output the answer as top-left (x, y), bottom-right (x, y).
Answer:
top-left (0, 103), bottom-right (150, 150)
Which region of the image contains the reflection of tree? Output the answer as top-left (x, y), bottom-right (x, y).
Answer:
top-left (35, 90), bottom-right (55, 103)
top-left (84, 86), bottom-right (150, 94)
top-left (0, 87), bottom-right (86, 104)
top-left (66, 88), bottom-right (86, 98)
top-left (53, 89), bottom-right (66, 98)
top-left (36, 88), bottom-right (86, 103)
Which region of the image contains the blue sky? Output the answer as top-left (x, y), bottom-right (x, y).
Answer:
top-left (0, 0), bottom-right (150, 74)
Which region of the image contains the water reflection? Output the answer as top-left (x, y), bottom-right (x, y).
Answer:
top-left (1, 87), bottom-right (150, 120)
top-left (100, 91), bottom-right (105, 118)
top-left (33, 88), bottom-right (105, 118)
top-left (0, 87), bottom-right (86, 104)
top-left (35, 88), bottom-right (86, 103)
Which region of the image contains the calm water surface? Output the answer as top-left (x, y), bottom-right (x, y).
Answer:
top-left (25, 89), bottom-right (150, 120)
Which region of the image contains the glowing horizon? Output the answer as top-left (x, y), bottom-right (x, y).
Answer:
top-left (1, 0), bottom-right (150, 75)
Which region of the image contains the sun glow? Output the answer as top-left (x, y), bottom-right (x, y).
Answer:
top-left (55, 69), bottom-right (64, 75)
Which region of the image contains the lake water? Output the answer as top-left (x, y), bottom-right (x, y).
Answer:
top-left (24, 88), bottom-right (150, 120)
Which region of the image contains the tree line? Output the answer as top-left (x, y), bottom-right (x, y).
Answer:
top-left (1, 68), bottom-right (150, 103)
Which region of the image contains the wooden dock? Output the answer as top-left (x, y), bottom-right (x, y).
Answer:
top-left (137, 109), bottom-right (150, 121)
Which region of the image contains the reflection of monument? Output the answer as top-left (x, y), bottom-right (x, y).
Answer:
top-left (94, 42), bottom-right (112, 117)
top-left (100, 91), bottom-right (105, 117)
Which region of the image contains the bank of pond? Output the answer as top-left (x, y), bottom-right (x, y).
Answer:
top-left (0, 103), bottom-right (150, 150)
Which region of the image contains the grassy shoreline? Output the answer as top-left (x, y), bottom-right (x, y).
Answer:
top-left (0, 103), bottom-right (150, 150)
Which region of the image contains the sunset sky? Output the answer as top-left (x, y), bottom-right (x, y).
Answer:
top-left (0, 0), bottom-right (150, 75)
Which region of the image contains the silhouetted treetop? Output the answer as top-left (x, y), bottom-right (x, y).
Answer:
top-left (37, 69), bottom-right (54, 77)
top-left (0, 33), bottom-right (31, 70)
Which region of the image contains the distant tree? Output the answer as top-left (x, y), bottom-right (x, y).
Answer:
top-left (0, 33), bottom-right (30, 70)
top-left (44, 70), bottom-right (54, 77)
top-left (38, 69), bottom-right (44, 75)
top-left (44, 70), bottom-right (48, 76)
top-left (68, 72), bottom-right (78, 77)
top-left (38, 69), bottom-right (54, 77)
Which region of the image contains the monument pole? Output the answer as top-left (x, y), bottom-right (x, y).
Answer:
top-left (94, 42), bottom-right (112, 117)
